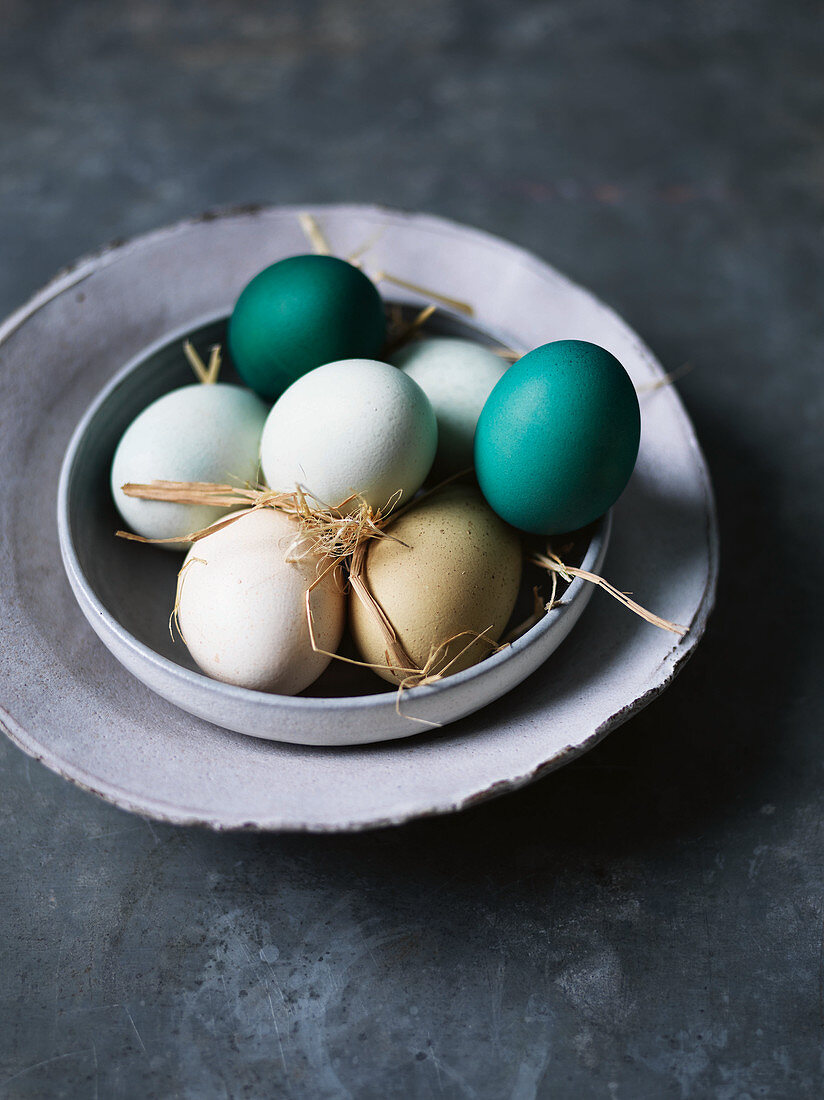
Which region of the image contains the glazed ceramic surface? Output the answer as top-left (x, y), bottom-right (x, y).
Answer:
top-left (0, 205), bottom-right (717, 829)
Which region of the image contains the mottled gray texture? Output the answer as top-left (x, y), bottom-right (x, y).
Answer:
top-left (0, 1), bottom-right (822, 1097)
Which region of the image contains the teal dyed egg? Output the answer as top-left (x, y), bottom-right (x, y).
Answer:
top-left (228, 255), bottom-right (386, 400)
top-left (474, 340), bottom-right (640, 534)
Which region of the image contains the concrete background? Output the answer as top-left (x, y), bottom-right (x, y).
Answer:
top-left (1, 1), bottom-right (822, 1096)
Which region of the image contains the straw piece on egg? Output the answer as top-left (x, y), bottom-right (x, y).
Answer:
top-left (168, 555), bottom-right (205, 643)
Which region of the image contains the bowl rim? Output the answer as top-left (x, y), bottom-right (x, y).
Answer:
top-left (56, 309), bottom-right (611, 714)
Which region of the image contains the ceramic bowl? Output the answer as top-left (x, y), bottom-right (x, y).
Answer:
top-left (57, 313), bottom-right (609, 747)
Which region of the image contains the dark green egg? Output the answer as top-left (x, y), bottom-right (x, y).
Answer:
top-left (474, 340), bottom-right (641, 534)
top-left (228, 255), bottom-right (387, 400)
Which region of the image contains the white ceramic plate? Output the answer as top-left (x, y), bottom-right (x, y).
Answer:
top-left (0, 204), bottom-right (717, 830)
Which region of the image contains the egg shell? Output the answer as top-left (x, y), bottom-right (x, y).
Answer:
top-left (350, 486), bottom-right (522, 684)
top-left (111, 383), bottom-right (269, 549)
top-left (177, 508), bottom-right (345, 695)
top-left (260, 358), bottom-right (438, 512)
top-left (474, 340), bottom-right (641, 535)
top-left (391, 337), bottom-right (509, 477)
top-left (228, 255), bottom-right (387, 401)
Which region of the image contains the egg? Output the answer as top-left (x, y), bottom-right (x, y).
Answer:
top-left (177, 508), bottom-right (345, 694)
top-left (228, 255), bottom-right (387, 401)
top-left (349, 486), bottom-right (522, 683)
top-left (390, 337), bottom-right (509, 477)
top-left (260, 358), bottom-right (438, 513)
top-left (111, 383), bottom-right (269, 549)
top-left (474, 340), bottom-right (640, 534)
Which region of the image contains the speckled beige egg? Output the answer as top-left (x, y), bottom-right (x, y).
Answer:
top-left (177, 508), bottom-right (345, 695)
top-left (350, 486), bottom-right (522, 683)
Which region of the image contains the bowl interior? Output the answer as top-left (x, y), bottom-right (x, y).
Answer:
top-left (65, 310), bottom-right (598, 701)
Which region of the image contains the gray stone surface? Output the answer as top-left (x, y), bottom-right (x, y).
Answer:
top-left (0, 0), bottom-right (821, 1096)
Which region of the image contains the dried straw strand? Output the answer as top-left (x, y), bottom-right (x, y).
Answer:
top-left (169, 556), bottom-right (204, 642)
top-left (531, 549), bottom-right (688, 636)
top-left (346, 225), bottom-right (387, 264)
top-left (182, 341), bottom-right (223, 385)
top-left (348, 540), bottom-right (418, 678)
top-left (382, 303), bottom-right (438, 356)
top-left (205, 345), bottom-right (222, 384)
top-left (183, 340), bottom-right (209, 383)
top-left (298, 212), bottom-right (332, 255)
top-left (116, 480), bottom-right (403, 566)
top-left (637, 362), bottom-right (693, 394)
top-left (390, 626), bottom-right (499, 725)
top-left (370, 270), bottom-right (474, 316)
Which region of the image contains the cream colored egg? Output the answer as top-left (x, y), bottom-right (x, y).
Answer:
top-left (177, 508), bottom-right (345, 695)
top-left (350, 486), bottom-right (522, 684)
top-left (111, 383), bottom-right (269, 550)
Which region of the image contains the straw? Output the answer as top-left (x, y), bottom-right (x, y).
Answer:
top-left (531, 548), bottom-right (688, 636)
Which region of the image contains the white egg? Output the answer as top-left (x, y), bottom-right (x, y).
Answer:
top-left (111, 383), bottom-right (268, 548)
top-left (177, 507), bottom-right (345, 694)
top-left (391, 337), bottom-right (508, 477)
top-left (259, 358), bottom-right (437, 512)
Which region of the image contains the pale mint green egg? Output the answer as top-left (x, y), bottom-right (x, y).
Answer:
top-left (391, 337), bottom-right (508, 478)
top-left (111, 383), bottom-right (268, 549)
